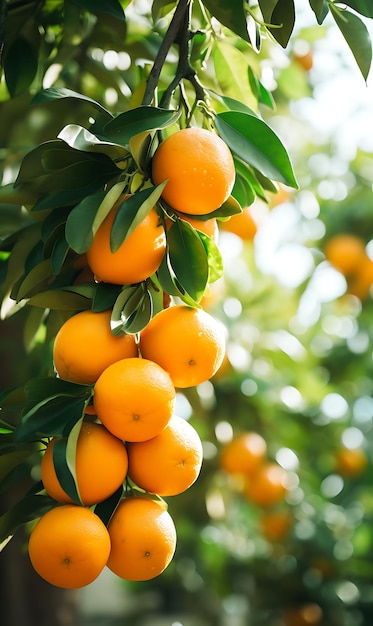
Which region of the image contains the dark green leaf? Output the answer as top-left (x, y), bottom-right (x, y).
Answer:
top-left (65, 190), bottom-right (106, 254)
top-left (215, 111), bottom-right (298, 188)
top-left (201, 0), bottom-right (250, 42)
top-left (103, 106), bottom-right (181, 145)
top-left (157, 253), bottom-right (200, 307)
top-left (166, 221), bottom-right (209, 303)
top-left (92, 283), bottom-right (122, 312)
top-left (4, 36), bottom-right (38, 97)
top-left (268, 0), bottom-right (295, 48)
top-left (0, 385), bottom-right (26, 410)
top-left (94, 485), bottom-right (123, 526)
top-left (52, 433), bottom-right (81, 504)
top-left (51, 232), bottom-right (69, 276)
top-left (31, 88), bottom-right (113, 118)
top-left (14, 393), bottom-right (90, 442)
top-left (23, 377), bottom-right (91, 406)
top-left (110, 184), bottom-right (166, 252)
top-left (329, 4), bottom-right (372, 81)
top-left (0, 450), bottom-right (35, 488)
top-left (341, 0), bottom-right (373, 18)
top-left (309, 0), bottom-right (329, 23)
top-left (0, 494), bottom-right (55, 545)
top-left (71, 0), bottom-right (125, 20)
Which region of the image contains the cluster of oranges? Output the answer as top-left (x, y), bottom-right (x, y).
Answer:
top-left (324, 233), bottom-right (373, 300)
top-left (28, 126), bottom-right (233, 588)
top-left (219, 432), bottom-right (292, 541)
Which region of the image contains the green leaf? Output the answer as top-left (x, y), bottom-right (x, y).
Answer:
top-left (71, 0), bottom-right (125, 19)
top-left (4, 36), bottom-right (38, 97)
top-left (213, 41), bottom-right (257, 110)
top-left (201, 0), bottom-right (250, 42)
top-left (27, 288), bottom-right (93, 310)
top-left (111, 284), bottom-right (153, 335)
top-left (58, 124), bottom-right (129, 163)
top-left (14, 387), bottom-right (91, 443)
top-left (16, 259), bottom-right (53, 301)
top-left (309, 0), bottom-right (329, 23)
top-left (121, 289), bottom-right (153, 334)
top-left (52, 419), bottom-right (83, 504)
top-left (65, 190), bottom-right (107, 254)
top-left (269, 0), bottom-right (296, 48)
top-left (51, 232), bottom-right (69, 276)
top-left (103, 106), bottom-right (181, 145)
top-left (341, 0), bottom-right (373, 19)
top-left (329, 4), bottom-right (372, 81)
top-left (0, 494), bottom-right (55, 546)
top-left (92, 283), bottom-right (122, 312)
top-left (94, 485), bottom-right (123, 526)
top-left (24, 306), bottom-right (46, 352)
top-left (91, 181), bottom-right (128, 238)
top-left (209, 90), bottom-right (257, 115)
top-left (166, 221), bottom-right (209, 303)
top-left (0, 386), bottom-right (27, 410)
top-left (248, 67), bottom-right (276, 109)
top-left (15, 142), bottom-right (120, 211)
top-left (157, 253), bottom-right (200, 307)
top-left (215, 111), bottom-right (298, 188)
top-left (202, 195), bottom-right (243, 220)
top-left (197, 231), bottom-right (224, 284)
top-left (232, 168), bottom-right (256, 208)
top-left (31, 88), bottom-right (113, 118)
top-left (110, 184), bottom-right (166, 252)
top-left (0, 449), bottom-right (35, 487)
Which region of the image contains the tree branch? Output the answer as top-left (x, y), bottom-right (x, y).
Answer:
top-left (142, 0), bottom-right (191, 106)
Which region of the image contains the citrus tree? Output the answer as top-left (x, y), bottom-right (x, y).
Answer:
top-left (0, 0), bottom-right (373, 624)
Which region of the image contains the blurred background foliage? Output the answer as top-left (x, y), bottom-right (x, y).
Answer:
top-left (1, 1), bottom-right (373, 625)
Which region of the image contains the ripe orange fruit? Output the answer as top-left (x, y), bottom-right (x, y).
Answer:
top-left (107, 496), bottom-right (177, 581)
top-left (53, 309), bottom-right (138, 385)
top-left (220, 432), bottom-right (267, 476)
top-left (283, 603), bottom-right (323, 626)
top-left (139, 305), bottom-right (225, 388)
top-left (260, 510), bottom-right (292, 542)
top-left (336, 447), bottom-right (368, 477)
top-left (244, 462), bottom-right (289, 507)
top-left (324, 234), bottom-right (367, 277)
top-left (41, 421), bottom-right (128, 506)
top-left (152, 127), bottom-right (235, 215)
top-left (127, 415), bottom-right (203, 496)
top-left (220, 206), bottom-right (257, 241)
top-left (28, 504), bottom-right (111, 589)
top-left (348, 256), bottom-right (373, 300)
top-left (86, 194), bottom-right (166, 285)
top-left (294, 51), bottom-right (313, 72)
top-left (93, 357), bottom-right (175, 441)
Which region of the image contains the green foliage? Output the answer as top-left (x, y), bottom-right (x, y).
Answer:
top-left (0, 1), bottom-right (373, 623)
